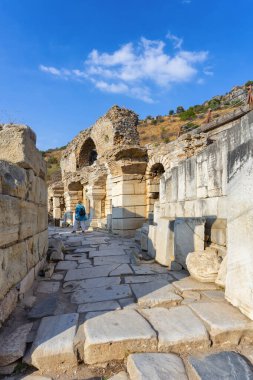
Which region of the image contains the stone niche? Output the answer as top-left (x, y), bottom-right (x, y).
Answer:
top-left (0, 124), bottom-right (48, 325)
top-left (174, 218), bottom-right (205, 269)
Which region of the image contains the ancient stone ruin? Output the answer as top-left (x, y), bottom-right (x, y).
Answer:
top-left (0, 103), bottom-right (253, 379)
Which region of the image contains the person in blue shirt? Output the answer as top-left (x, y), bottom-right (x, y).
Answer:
top-left (72, 200), bottom-right (88, 233)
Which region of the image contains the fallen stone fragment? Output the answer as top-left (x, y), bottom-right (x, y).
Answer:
top-left (141, 306), bottom-right (210, 353)
top-left (124, 274), bottom-right (173, 284)
top-left (71, 284), bottom-right (132, 304)
top-left (36, 281), bottom-right (60, 294)
top-left (0, 287), bottom-right (18, 326)
top-left (189, 302), bottom-right (252, 346)
top-left (29, 313), bottom-right (78, 371)
top-left (51, 273), bottom-right (64, 281)
top-left (83, 309), bottom-right (157, 364)
top-left (0, 361), bottom-right (18, 375)
top-left (173, 276), bottom-right (219, 293)
top-left (77, 300), bottom-right (120, 313)
top-left (108, 371), bottom-right (129, 380)
top-left (215, 255), bottom-right (227, 288)
top-left (188, 351), bottom-right (253, 380)
top-left (0, 323), bottom-right (33, 366)
top-left (186, 250), bottom-right (221, 283)
top-left (127, 353), bottom-right (188, 380)
top-left (131, 282), bottom-right (182, 308)
top-left (44, 263), bottom-right (55, 278)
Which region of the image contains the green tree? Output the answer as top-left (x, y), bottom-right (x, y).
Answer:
top-left (176, 106), bottom-right (185, 114)
top-left (169, 110), bottom-right (174, 115)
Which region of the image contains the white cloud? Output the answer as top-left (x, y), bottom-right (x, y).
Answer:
top-left (203, 66), bottom-right (214, 76)
top-left (166, 32), bottom-right (183, 49)
top-left (39, 35), bottom-right (209, 103)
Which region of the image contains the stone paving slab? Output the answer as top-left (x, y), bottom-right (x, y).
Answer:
top-left (141, 306), bottom-right (210, 353)
top-left (189, 302), bottom-right (253, 346)
top-left (131, 264), bottom-right (168, 276)
top-left (173, 276), bottom-right (220, 293)
top-left (77, 300), bottom-right (121, 313)
top-left (109, 264), bottom-right (134, 276)
top-left (64, 254), bottom-right (86, 261)
top-left (201, 290), bottom-right (225, 302)
top-left (36, 281), bottom-right (60, 294)
top-left (51, 273), bottom-right (64, 281)
top-left (29, 313), bottom-right (78, 371)
top-left (124, 274), bottom-right (173, 284)
top-left (118, 298), bottom-right (137, 309)
top-left (83, 309), bottom-right (157, 364)
top-left (94, 255), bottom-right (131, 266)
top-left (0, 323), bottom-right (33, 366)
top-left (55, 261), bottom-right (77, 270)
top-left (131, 281), bottom-right (182, 308)
top-left (127, 353), bottom-right (188, 380)
top-left (63, 277), bottom-right (121, 293)
top-left (78, 263), bottom-right (93, 269)
top-left (18, 376), bottom-right (53, 380)
top-left (28, 295), bottom-right (57, 319)
top-left (188, 351), bottom-right (253, 380)
top-left (64, 264), bottom-right (119, 281)
top-left (89, 249), bottom-right (127, 258)
top-left (71, 284), bottom-right (132, 304)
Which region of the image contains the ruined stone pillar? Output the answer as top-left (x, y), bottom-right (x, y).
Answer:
top-left (86, 186), bottom-right (106, 228)
top-left (111, 174), bottom-right (146, 237)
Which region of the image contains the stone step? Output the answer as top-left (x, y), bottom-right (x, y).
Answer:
top-left (131, 281), bottom-right (182, 308)
top-left (109, 372), bottom-right (129, 380)
top-left (127, 353), bottom-right (188, 380)
top-left (189, 302), bottom-right (253, 346)
top-left (82, 309), bottom-right (157, 364)
top-left (28, 313), bottom-right (78, 371)
top-left (141, 306), bottom-right (210, 353)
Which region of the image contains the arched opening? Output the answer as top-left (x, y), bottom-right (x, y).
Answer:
top-left (147, 163), bottom-right (165, 223)
top-left (78, 138), bottom-right (98, 168)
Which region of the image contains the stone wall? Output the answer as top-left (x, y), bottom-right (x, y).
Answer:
top-left (144, 110), bottom-right (253, 319)
top-left (0, 124), bottom-right (48, 325)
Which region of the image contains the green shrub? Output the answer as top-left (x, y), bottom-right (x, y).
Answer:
top-left (208, 98), bottom-right (221, 110)
top-left (245, 80), bottom-right (253, 87)
top-left (179, 107), bottom-right (196, 121)
top-left (47, 156), bottom-right (58, 165)
top-left (169, 110), bottom-right (174, 115)
top-left (176, 106), bottom-right (185, 114)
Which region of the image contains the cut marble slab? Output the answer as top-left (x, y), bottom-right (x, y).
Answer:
top-left (28, 295), bottom-right (57, 319)
top-left (141, 306), bottom-right (210, 353)
top-left (109, 264), bottom-right (134, 276)
top-left (189, 302), bottom-right (253, 346)
top-left (89, 249), bottom-right (127, 258)
top-left (78, 300), bottom-right (120, 313)
top-left (64, 264), bottom-right (119, 281)
top-left (94, 255), bottom-right (130, 266)
top-left (83, 309), bottom-right (157, 364)
top-left (71, 284), bottom-right (132, 304)
top-left (29, 313), bottom-right (78, 370)
top-left (36, 281), bottom-right (60, 294)
top-left (0, 323), bottom-right (33, 366)
top-left (173, 276), bottom-right (220, 293)
top-left (124, 274), bottom-right (173, 284)
top-left (63, 276), bottom-right (121, 293)
top-left (131, 282), bottom-right (183, 308)
top-left (201, 290), bottom-right (225, 302)
top-left (188, 351), bottom-right (253, 380)
top-left (55, 261), bottom-right (77, 271)
top-left (127, 353), bottom-right (188, 380)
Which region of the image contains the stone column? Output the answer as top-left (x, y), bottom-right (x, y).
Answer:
top-left (52, 196), bottom-right (62, 226)
top-left (86, 186), bottom-right (106, 228)
top-left (111, 174), bottom-right (146, 237)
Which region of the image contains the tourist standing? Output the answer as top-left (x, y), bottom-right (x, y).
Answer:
top-left (72, 200), bottom-right (87, 233)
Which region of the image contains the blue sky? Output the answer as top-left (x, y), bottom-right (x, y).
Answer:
top-left (0, 0), bottom-right (252, 150)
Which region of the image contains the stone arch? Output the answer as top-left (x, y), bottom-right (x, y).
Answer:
top-left (78, 138), bottom-right (98, 168)
top-left (146, 157), bottom-right (168, 222)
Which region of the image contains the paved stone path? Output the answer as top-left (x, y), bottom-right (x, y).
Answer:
top-left (1, 228), bottom-right (253, 379)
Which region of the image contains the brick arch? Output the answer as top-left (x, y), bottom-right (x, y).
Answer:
top-left (146, 155), bottom-right (170, 177)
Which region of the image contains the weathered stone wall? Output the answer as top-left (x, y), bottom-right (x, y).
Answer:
top-left (144, 111), bottom-right (253, 319)
top-left (0, 124), bottom-right (48, 325)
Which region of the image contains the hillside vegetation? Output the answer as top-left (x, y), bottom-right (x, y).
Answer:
top-left (43, 81), bottom-right (251, 181)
